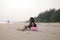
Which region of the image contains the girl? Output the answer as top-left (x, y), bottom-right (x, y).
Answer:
top-left (23, 17), bottom-right (37, 31)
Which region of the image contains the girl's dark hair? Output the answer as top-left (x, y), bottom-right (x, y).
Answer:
top-left (30, 17), bottom-right (34, 22)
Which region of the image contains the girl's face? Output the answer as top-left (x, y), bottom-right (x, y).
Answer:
top-left (29, 19), bottom-right (31, 22)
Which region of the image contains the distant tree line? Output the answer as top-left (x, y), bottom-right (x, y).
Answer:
top-left (34, 9), bottom-right (60, 23)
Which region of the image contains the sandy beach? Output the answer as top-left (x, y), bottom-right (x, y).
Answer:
top-left (0, 23), bottom-right (60, 40)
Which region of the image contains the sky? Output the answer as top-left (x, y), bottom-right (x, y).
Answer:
top-left (0, 0), bottom-right (60, 22)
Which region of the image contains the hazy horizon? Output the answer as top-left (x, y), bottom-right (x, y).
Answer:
top-left (0, 0), bottom-right (60, 22)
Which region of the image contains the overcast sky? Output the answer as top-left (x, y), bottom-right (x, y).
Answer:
top-left (0, 0), bottom-right (60, 22)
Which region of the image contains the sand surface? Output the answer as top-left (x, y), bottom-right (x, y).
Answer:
top-left (0, 23), bottom-right (60, 40)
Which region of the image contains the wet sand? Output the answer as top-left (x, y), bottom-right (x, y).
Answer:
top-left (0, 23), bottom-right (60, 40)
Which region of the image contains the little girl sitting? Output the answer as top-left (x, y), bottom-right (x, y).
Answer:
top-left (22, 17), bottom-right (37, 31)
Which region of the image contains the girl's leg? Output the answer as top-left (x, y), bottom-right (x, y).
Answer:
top-left (23, 25), bottom-right (28, 30)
